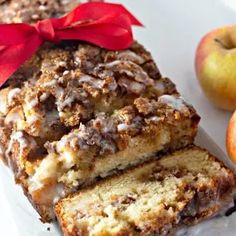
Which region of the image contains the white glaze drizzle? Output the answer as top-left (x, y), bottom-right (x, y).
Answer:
top-left (79, 75), bottom-right (104, 89)
top-left (39, 93), bottom-right (49, 102)
top-left (59, 95), bottom-right (75, 111)
top-left (117, 123), bottom-right (132, 132)
top-left (117, 50), bottom-right (145, 64)
top-left (158, 95), bottom-right (186, 111)
top-left (6, 131), bottom-right (28, 166)
top-left (8, 88), bottom-right (21, 104)
top-left (43, 79), bottom-right (57, 87)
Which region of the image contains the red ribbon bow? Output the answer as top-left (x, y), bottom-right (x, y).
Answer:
top-left (0, 2), bottom-right (142, 86)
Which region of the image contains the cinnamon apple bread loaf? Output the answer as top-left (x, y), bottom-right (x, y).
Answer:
top-left (0, 0), bottom-right (200, 222)
top-left (56, 146), bottom-right (236, 236)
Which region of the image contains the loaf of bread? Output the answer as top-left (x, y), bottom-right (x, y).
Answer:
top-left (0, 39), bottom-right (199, 222)
top-left (0, 0), bottom-right (199, 222)
top-left (56, 146), bottom-right (236, 236)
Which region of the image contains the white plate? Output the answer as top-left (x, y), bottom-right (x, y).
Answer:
top-left (1, 0), bottom-right (236, 235)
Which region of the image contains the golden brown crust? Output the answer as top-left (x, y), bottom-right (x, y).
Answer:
top-left (55, 146), bottom-right (236, 236)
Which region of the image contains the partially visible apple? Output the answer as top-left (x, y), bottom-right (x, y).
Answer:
top-left (195, 26), bottom-right (236, 110)
top-left (226, 110), bottom-right (236, 163)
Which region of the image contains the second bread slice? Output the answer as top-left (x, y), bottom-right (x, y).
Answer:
top-left (56, 146), bottom-right (236, 236)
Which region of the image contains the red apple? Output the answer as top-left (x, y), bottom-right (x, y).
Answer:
top-left (195, 26), bottom-right (236, 110)
top-left (226, 110), bottom-right (236, 163)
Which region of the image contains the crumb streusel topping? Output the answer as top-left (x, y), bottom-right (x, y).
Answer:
top-left (0, 40), bottom-right (175, 169)
top-left (0, 0), bottom-right (78, 23)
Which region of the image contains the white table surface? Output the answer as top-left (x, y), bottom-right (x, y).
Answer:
top-left (1, 0), bottom-right (236, 235)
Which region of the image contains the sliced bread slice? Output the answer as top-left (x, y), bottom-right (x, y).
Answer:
top-left (56, 146), bottom-right (236, 236)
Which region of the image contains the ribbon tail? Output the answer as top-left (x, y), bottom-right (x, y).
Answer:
top-left (0, 23), bottom-right (37, 45)
top-left (0, 35), bottom-right (42, 86)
